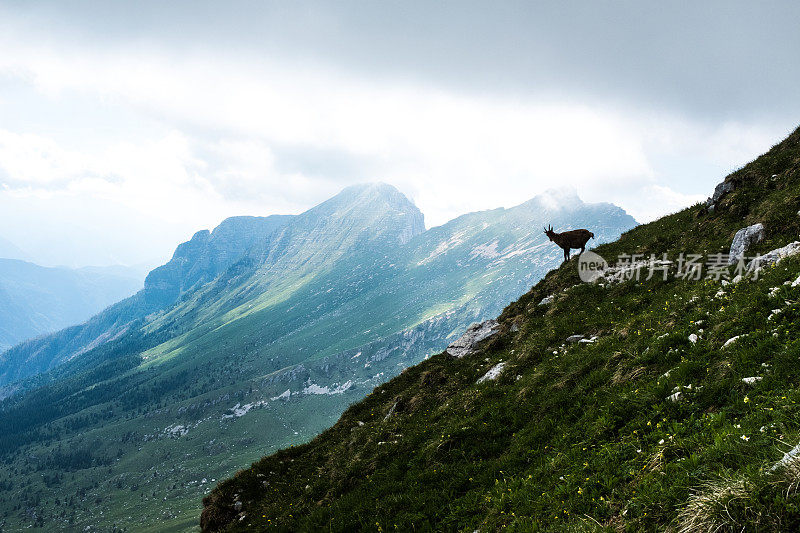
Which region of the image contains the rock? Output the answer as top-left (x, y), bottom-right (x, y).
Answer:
top-left (566, 334), bottom-right (585, 344)
top-left (667, 391), bottom-right (682, 402)
top-left (742, 376), bottom-right (762, 385)
top-left (477, 362), bottom-right (506, 384)
top-left (705, 180), bottom-right (735, 210)
top-left (446, 320), bottom-right (500, 358)
top-left (723, 335), bottom-right (744, 348)
top-left (538, 295), bottom-right (555, 306)
top-left (728, 223), bottom-right (765, 264)
top-left (688, 334), bottom-right (698, 344)
top-left (383, 401), bottom-right (400, 420)
top-left (792, 275), bottom-right (800, 287)
top-left (772, 443), bottom-right (800, 471)
top-left (578, 336), bottom-right (598, 344)
top-left (751, 241), bottom-right (800, 269)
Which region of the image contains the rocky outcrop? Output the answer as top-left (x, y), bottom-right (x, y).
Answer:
top-left (477, 362), bottom-right (506, 383)
top-left (446, 320), bottom-right (500, 358)
top-left (753, 241), bottom-right (800, 267)
top-left (705, 180), bottom-right (735, 211)
top-left (144, 215), bottom-right (292, 305)
top-left (728, 223), bottom-right (765, 264)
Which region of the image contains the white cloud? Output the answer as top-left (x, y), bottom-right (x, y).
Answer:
top-left (0, 16), bottom-right (788, 265)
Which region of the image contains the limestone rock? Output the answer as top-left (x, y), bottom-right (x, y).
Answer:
top-left (477, 362), bottom-right (506, 383)
top-left (728, 223), bottom-right (765, 264)
top-left (705, 180), bottom-right (735, 210)
top-left (446, 320), bottom-right (500, 358)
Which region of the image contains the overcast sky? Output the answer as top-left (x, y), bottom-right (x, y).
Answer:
top-left (0, 1), bottom-right (798, 268)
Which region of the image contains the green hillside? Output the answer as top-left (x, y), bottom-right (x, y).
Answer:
top-left (0, 185), bottom-right (634, 531)
top-left (202, 127), bottom-right (800, 532)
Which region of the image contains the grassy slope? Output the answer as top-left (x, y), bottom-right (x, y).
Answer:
top-left (0, 191), bottom-right (635, 531)
top-left (202, 126), bottom-right (800, 532)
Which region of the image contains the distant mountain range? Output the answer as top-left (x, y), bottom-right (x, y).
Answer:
top-left (0, 236), bottom-right (27, 262)
top-left (0, 259), bottom-right (143, 353)
top-left (0, 183), bottom-right (636, 530)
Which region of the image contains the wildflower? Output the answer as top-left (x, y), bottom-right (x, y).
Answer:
top-left (744, 396), bottom-right (750, 404)
top-left (741, 435), bottom-right (750, 441)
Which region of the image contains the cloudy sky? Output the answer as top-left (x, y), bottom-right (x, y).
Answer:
top-left (0, 1), bottom-right (798, 268)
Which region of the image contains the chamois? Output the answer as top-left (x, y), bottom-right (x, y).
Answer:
top-left (544, 225), bottom-right (594, 262)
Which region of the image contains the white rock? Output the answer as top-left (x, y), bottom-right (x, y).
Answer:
top-left (668, 391), bottom-right (682, 402)
top-left (752, 241), bottom-right (800, 269)
top-left (477, 362), bottom-right (506, 383)
top-left (688, 334), bottom-right (698, 344)
top-left (792, 275), bottom-right (800, 287)
top-left (723, 335), bottom-right (744, 348)
top-left (742, 376), bottom-right (762, 385)
top-left (772, 443), bottom-right (800, 471)
top-left (566, 334), bottom-right (585, 344)
top-left (728, 223), bottom-right (765, 265)
top-left (705, 180), bottom-right (734, 209)
top-left (446, 320), bottom-right (500, 358)
top-left (538, 295), bottom-right (555, 306)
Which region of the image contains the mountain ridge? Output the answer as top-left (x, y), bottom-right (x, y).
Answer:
top-left (200, 126), bottom-right (800, 532)
top-left (0, 182), bottom-right (637, 531)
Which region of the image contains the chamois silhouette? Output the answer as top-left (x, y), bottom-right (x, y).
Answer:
top-left (544, 225), bottom-right (594, 263)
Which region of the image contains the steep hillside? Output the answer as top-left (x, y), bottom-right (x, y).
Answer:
top-left (0, 260), bottom-right (142, 353)
top-left (202, 127), bottom-right (800, 532)
top-left (0, 184), bottom-right (634, 531)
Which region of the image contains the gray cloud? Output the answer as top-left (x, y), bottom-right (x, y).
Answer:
top-left (6, 0), bottom-right (799, 121)
top-left (0, 1), bottom-right (797, 267)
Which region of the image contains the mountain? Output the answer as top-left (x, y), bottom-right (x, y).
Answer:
top-left (202, 127), bottom-right (800, 532)
top-left (0, 260), bottom-right (143, 353)
top-left (0, 183), bottom-right (635, 531)
top-left (0, 236), bottom-right (28, 262)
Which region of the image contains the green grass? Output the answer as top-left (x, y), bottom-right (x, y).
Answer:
top-left (202, 126), bottom-right (800, 531)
